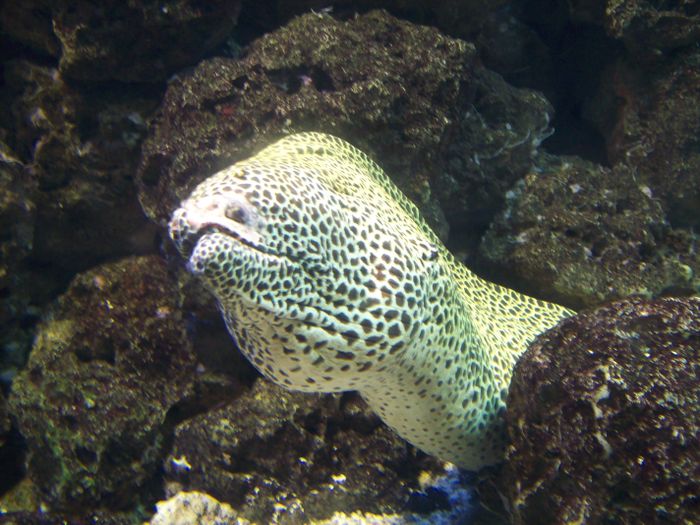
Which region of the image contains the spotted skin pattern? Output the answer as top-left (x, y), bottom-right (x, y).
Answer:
top-left (169, 132), bottom-right (573, 470)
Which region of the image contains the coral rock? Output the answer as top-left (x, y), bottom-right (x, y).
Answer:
top-left (501, 296), bottom-right (700, 524)
top-left (164, 380), bottom-right (447, 523)
top-left (147, 491), bottom-right (248, 525)
top-left (138, 9), bottom-right (554, 245)
top-left (479, 154), bottom-right (699, 307)
top-left (8, 256), bottom-right (197, 512)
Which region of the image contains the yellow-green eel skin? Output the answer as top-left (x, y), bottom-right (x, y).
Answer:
top-left (169, 132), bottom-right (573, 470)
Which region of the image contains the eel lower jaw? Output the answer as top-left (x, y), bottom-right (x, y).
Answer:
top-left (169, 199), bottom-right (266, 260)
top-left (186, 227), bottom-right (271, 272)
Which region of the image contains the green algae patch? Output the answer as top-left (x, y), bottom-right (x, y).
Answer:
top-left (8, 256), bottom-right (197, 513)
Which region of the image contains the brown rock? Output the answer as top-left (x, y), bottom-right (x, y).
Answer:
top-left (0, 142), bottom-right (36, 370)
top-left (0, 390), bottom-right (9, 447)
top-left (138, 9), bottom-right (556, 249)
top-left (569, 0), bottom-right (700, 55)
top-left (8, 256), bottom-right (197, 512)
top-left (501, 296), bottom-right (700, 524)
top-left (1, 1), bottom-right (242, 83)
top-left (53, 0), bottom-right (242, 82)
top-left (164, 380), bottom-right (447, 523)
top-left (137, 9), bottom-right (475, 237)
top-left (0, 512), bottom-right (131, 525)
top-left (479, 154), bottom-right (699, 308)
top-left (0, 1), bottom-right (60, 57)
top-left (0, 60), bottom-right (160, 301)
top-left (588, 50), bottom-right (700, 229)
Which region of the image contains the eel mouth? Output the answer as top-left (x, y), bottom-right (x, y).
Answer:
top-left (169, 197), bottom-right (266, 260)
top-left (199, 222), bottom-right (258, 251)
top-left (182, 223), bottom-right (270, 261)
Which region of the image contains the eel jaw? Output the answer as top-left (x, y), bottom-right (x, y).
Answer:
top-left (168, 194), bottom-right (263, 259)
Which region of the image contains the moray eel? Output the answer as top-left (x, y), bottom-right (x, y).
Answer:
top-left (169, 132), bottom-right (573, 470)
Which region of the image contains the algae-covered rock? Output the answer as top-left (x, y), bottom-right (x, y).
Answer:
top-left (138, 9), bottom-right (553, 244)
top-left (501, 296), bottom-right (700, 524)
top-left (163, 379), bottom-right (449, 523)
top-left (0, 511), bottom-right (132, 525)
top-left (0, 142), bottom-right (36, 375)
top-left (434, 67), bottom-right (553, 237)
top-left (242, 0), bottom-right (510, 40)
top-left (0, 59), bottom-right (160, 384)
top-left (8, 256), bottom-right (197, 512)
top-left (137, 9), bottom-right (474, 236)
top-left (0, 391), bottom-right (9, 447)
top-left (147, 475), bottom-right (479, 525)
top-left (147, 491), bottom-right (249, 525)
top-left (0, 0), bottom-right (242, 83)
top-left (0, 389), bottom-right (21, 496)
top-left (588, 49), bottom-right (700, 229)
top-left (569, 0), bottom-right (700, 55)
top-left (0, 144), bottom-right (34, 285)
top-left (0, 1), bottom-right (60, 57)
top-left (479, 154), bottom-right (699, 308)
top-left (53, 0), bottom-right (242, 82)
top-left (0, 60), bottom-right (159, 299)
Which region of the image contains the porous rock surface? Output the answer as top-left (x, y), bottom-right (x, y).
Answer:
top-left (8, 256), bottom-right (197, 512)
top-left (0, 390), bottom-right (16, 492)
top-left (569, 0), bottom-right (700, 55)
top-left (137, 9), bottom-right (554, 243)
top-left (0, 142), bottom-right (36, 374)
top-left (163, 379), bottom-right (448, 524)
top-left (0, 60), bottom-right (159, 297)
top-left (137, 9), bottom-right (473, 235)
top-left (501, 296), bottom-right (700, 524)
top-left (1, 1), bottom-right (242, 82)
top-left (476, 8), bottom-right (700, 308)
top-left (588, 49), bottom-right (700, 229)
top-left (146, 481), bottom-right (481, 525)
top-left (0, 58), bottom-right (161, 377)
top-left (0, 512), bottom-right (131, 525)
top-left (0, 391), bottom-right (8, 447)
top-left (479, 154), bottom-right (699, 308)
top-left (245, 0), bottom-right (512, 36)
top-left (147, 491), bottom-right (248, 525)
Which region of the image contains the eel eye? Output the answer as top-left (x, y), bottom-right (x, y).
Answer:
top-left (225, 204), bottom-right (248, 224)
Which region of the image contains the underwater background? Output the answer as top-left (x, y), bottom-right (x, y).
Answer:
top-left (0, 1), bottom-right (698, 524)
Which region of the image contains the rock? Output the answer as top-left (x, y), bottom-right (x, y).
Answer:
top-left (0, 391), bottom-right (9, 447)
top-left (0, 512), bottom-right (131, 525)
top-left (146, 491), bottom-right (249, 525)
top-left (0, 143), bottom-right (37, 377)
top-left (0, 389), bottom-right (22, 497)
top-left (0, 513), bottom-right (69, 525)
top-left (0, 59), bottom-right (161, 384)
top-left (147, 473), bottom-right (480, 525)
top-left (0, 60), bottom-right (160, 301)
top-left (501, 296), bottom-right (700, 524)
top-left (0, 1), bottom-right (242, 83)
top-left (569, 0), bottom-right (700, 56)
top-left (54, 0), bottom-right (242, 82)
top-left (478, 154), bottom-right (699, 308)
top-left (0, 513), bottom-right (74, 525)
top-left (238, 1), bottom-right (510, 41)
top-left (163, 379), bottom-right (451, 523)
top-left (137, 9), bottom-right (554, 246)
top-left (474, 11), bottom-right (556, 98)
top-left (0, 1), bottom-right (60, 57)
top-left (433, 67), bottom-right (553, 242)
top-left (7, 256), bottom-right (197, 512)
top-left (137, 9), bottom-right (472, 237)
top-left (587, 49), bottom-right (700, 229)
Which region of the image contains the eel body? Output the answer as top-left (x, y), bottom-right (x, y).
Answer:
top-left (169, 132), bottom-right (572, 469)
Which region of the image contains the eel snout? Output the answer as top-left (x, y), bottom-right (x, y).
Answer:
top-left (169, 194), bottom-right (263, 258)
